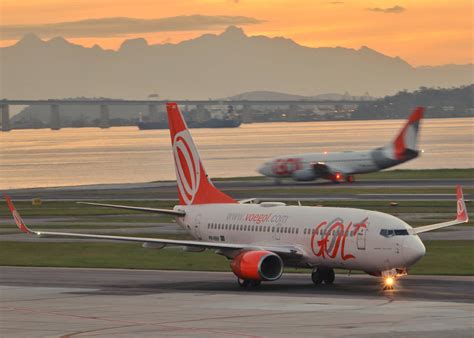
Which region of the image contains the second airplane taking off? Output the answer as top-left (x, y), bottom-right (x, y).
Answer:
top-left (5, 103), bottom-right (468, 290)
top-left (258, 107), bottom-right (424, 183)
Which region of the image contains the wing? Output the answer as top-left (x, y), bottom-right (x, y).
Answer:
top-left (414, 185), bottom-right (469, 234)
top-left (76, 202), bottom-right (185, 217)
top-left (4, 194), bottom-right (301, 257)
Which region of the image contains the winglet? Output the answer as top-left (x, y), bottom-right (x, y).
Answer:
top-left (456, 185), bottom-right (468, 222)
top-left (413, 186), bottom-right (469, 234)
top-left (3, 194), bottom-right (32, 234)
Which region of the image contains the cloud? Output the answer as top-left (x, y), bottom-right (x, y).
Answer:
top-left (367, 5), bottom-right (406, 14)
top-left (0, 15), bottom-right (263, 40)
top-left (327, 1), bottom-right (344, 4)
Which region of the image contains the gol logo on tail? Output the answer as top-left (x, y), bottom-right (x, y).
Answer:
top-left (173, 130), bottom-right (201, 205)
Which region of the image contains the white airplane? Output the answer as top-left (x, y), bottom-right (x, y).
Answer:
top-left (5, 103), bottom-right (468, 290)
top-left (258, 107), bottom-right (424, 183)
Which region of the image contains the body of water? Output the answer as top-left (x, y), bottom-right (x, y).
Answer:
top-left (1, 118), bottom-right (473, 189)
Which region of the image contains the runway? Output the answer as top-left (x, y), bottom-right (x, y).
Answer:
top-left (0, 267), bottom-right (472, 337)
top-left (4, 178), bottom-right (473, 201)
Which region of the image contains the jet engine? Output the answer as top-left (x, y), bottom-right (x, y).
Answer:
top-left (230, 250), bottom-right (283, 281)
top-left (291, 168), bottom-right (316, 181)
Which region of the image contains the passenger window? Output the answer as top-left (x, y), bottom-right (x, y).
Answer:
top-left (296, 228), bottom-right (299, 234)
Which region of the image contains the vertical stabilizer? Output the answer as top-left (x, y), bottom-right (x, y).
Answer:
top-left (167, 102), bottom-right (237, 205)
top-left (387, 107), bottom-right (424, 161)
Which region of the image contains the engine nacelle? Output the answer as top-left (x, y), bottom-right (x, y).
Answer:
top-left (230, 250), bottom-right (284, 281)
top-left (292, 168), bottom-right (316, 181)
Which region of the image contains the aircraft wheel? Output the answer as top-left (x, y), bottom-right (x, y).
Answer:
top-left (238, 278), bottom-right (261, 288)
top-left (238, 278), bottom-right (249, 288)
top-left (323, 268), bottom-right (335, 284)
top-left (250, 280), bottom-right (261, 287)
top-left (311, 269), bottom-right (323, 285)
top-left (312, 267), bottom-right (335, 285)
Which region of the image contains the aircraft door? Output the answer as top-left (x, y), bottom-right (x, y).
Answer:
top-left (194, 214), bottom-right (202, 240)
top-left (273, 223), bottom-right (282, 241)
top-left (356, 227), bottom-right (366, 250)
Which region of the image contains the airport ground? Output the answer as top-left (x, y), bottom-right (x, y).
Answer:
top-left (0, 169), bottom-right (473, 337)
top-left (0, 268), bottom-right (472, 337)
top-left (0, 169), bottom-right (473, 273)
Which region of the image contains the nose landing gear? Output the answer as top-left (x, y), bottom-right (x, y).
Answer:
top-left (311, 267), bottom-right (335, 285)
top-left (381, 268), bottom-right (406, 290)
top-left (383, 276), bottom-right (395, 290)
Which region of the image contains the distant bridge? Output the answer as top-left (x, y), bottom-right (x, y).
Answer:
top-left (0, 99), bottom-right (372, 131)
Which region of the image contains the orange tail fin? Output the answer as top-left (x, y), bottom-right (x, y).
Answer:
top-left (166, 103), bottom-right (237, 205)
top-left (392, 107), bottom-right (424, 160)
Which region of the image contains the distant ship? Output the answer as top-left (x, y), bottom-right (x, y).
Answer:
top-left (138, 105), bottom-right (241, 130)
top-left (138, 118), bottom-right (241, 130)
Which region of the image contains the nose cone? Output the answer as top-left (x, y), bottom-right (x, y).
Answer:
top-left (402, 236), bottom-right (426, 266)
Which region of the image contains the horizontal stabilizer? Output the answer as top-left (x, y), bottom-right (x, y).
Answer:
top-left (77, 202), bottom-right (185, 216)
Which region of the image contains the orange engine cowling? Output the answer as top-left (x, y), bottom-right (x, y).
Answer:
top-left (230, 250), bottom-right (283, 281)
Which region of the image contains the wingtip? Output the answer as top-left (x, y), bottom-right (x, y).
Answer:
top-left (409, 106), bottom-right (424, 123)
top-left (456, 185), bottom-right (468, 223)
top-left (3, 194), bottom-right (32, 234)
top-left (4, 193), bottom-right (15, 212)
top-left (166, 102), bottom-right (178, 111)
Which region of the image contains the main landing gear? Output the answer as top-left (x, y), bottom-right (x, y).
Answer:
top-left (311, 267), bottom-right (335, 285)
top-left (237, 278), bottom-right (261, 288)
top-left (346, 175), bottom-right (355, 183)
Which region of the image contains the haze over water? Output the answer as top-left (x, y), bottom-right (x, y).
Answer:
top-left (1, 118), bottom-right (473, 190)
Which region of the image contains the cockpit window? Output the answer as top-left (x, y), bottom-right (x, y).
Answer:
top-left (380, 229), bottom-right (409, 237)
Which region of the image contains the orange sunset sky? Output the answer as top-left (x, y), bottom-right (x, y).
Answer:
top-left (1, 0), bottom-right (472, 66)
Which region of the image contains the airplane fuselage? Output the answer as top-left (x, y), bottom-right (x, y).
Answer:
top-left (259, 147), bottom-right (418, 182)
top-left (175, 203), bottom-right (425, 274)
top-left (258, 108), bottom-right (423, 182)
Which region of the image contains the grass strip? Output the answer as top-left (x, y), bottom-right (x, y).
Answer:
top-left (0, 240), bottom-right (471, 275)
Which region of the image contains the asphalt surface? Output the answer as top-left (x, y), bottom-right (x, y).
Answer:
top-left (3, 178), bottom-right (473, 201)
top-left (0, 267), bottom-right (472, 337)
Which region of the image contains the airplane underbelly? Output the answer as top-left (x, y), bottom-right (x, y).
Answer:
top-left (347, 160), bottom-right (377, 174)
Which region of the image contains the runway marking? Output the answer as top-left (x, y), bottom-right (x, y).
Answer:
top-left (359, 194), bottom-right (456, 196)
top-left (1, 304), bottom-right (261, 337)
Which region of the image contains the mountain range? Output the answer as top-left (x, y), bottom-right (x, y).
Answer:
top-left (1, 26), bottom-right (472, 100)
